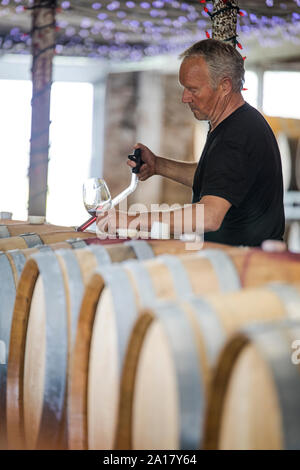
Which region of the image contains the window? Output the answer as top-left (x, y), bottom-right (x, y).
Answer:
top-left (0, 79), bottom-right (94, 225)
top-left (47, 82), bottom-right (94, 226)
top-left (242, 70), bottom-right (258, 108)
top-left (0, 80), bottom-right (31, 221)
top-left (263, 72), bottom-right (300, 119)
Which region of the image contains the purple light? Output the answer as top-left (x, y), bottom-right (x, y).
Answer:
top-left (55, 45), bottom-right (64, 54)
top-left (163, 18), bottom-right (172, 25)
top-left (115, 32), bottom-right (128, 43)
top-left (79, 29), bottom-right (89, 38)
top-left (152, 0), bottom-right (164, 7)
top-left (130, 50), bottom-right (143, 61)
top-left (117, 11), bottom-right (127, 18)
top-left (126, 1), bottom-right (135, 7)
top-left (266, 0), bottom-right (273, 6)
top-left (91, 26), bottom-right (101, 34)
top-left (98, 45), bottom-right (109, 53)
top-left (3, 39), bottom-right (13, 49)
top-left (280, 2), bottom-right (287, 8)
top-left (102, 30), bottom-right (113, 40)
top-left (81, 18), bottom-right (92, 28)
top-left (65, 26), bottom-right (76, 37)
top-left (140, 2), bottom-right (150, 8)
top-left (271, 15), bottom-right (285, 25)
top-left (104, 20), bottom-right (115, 29)
top-left (1, 0), bottom-right (10, 5)
top-left (10, 27), bottom-right (19, 35)
top-left (129, 20), bottom-right (140, 28)
top-left (178, 16), bottom-right (188, 23)
top-left (171, 1), bottom-right (180, 8)
top-left (150, 9), bottom-right (159, 17)
top-left (173, 20), bottom-right (182, 28)
top-left (249, 13), bottom-right (258, 22)
top-left (15, 5), bottom-right (23, 12)
top-left (92, 3), bottom-right (102, 9)
top-left (57, 19), bottom-right (68, 28)
top-left (143, 20), bottom-right (153, 27)
top-left (188, 12), bottom-right (199, 21)
top-left (107, 1), bottom-right (120, 10)
top-left (180, 2), bottom-right (190, 11)
top-left (61, 1), bottom-right (70, 9)
top-left (97, 12), bottom-right (108, 19)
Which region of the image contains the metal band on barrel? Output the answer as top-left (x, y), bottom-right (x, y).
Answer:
top-left (7, 250), bottom-right (26, 280)
top-left (123, 260), bottom-right (156, 307)
top-left (189, 297), bottom-right (225, 365)
top-left (154, 302), bottom-right (204, 450)
top-left (267, 283), bottom-right (300, 320)
top-left (55, 249), bottom-right (84, 346)
top-left (32, 251), bottom-right (68, 448)
top-left (157, 255), bottom-right (194, 299)
top-left (96, 265), bottom-right (138, 372)
top-left (0, 252), bottom-right (17, 444)
top-left (85, 244), bottom-right (112, 265)
top-left (124, 240), bottom-right (155, 260)
top-left (0, 226), bottom-right (10, 238)
top-left (20, 233), bottom-right (43, 248)
top-left (197, 249), bottom-right (241, 292)
top-left (66, 238), bottom-right (87, 249)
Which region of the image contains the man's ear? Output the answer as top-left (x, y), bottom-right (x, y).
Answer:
top-left (220, 77), bottom-right (232, 96)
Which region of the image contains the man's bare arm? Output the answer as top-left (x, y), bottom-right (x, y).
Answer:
top-left (156, 157), bottom-right (197, 188)
top-left (127, 143), bottom-right (197, 188)
top-left (138, 195), bottom-right (231, 234)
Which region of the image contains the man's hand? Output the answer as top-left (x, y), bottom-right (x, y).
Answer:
top-left (127, 143), bottom-right (156, 181)
top-left (96, 209), bottom-right (137, 237)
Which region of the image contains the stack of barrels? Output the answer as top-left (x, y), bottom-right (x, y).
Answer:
top-left (1, 211), bottom-right (300, 450)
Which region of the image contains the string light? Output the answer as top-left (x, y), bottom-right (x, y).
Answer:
top-left (0, 0), bottom-right (299, 60)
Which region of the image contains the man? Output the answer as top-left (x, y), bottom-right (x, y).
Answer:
top-left (97, 39), bottom-right (285, 246)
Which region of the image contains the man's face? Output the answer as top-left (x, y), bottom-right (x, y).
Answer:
top-left (179, 56), bottom-right (221, 121)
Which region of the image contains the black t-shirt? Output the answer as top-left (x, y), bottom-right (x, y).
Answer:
top-left (192, 102), bottom-right (285, 246)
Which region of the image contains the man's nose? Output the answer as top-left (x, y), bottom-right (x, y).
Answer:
top-left (182, 89), bottom-right (192, 103)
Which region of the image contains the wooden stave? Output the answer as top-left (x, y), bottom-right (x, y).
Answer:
top-left (0, 231), bottom-right (96, 252)
top-left (0, 220), bottom-right (25, 225)
top-left (68, 248), bottom-right (300, 450)
top-left (7, 239), bottom-right (197, 450)
top-left (0, 223), bottom-right (77, 238)
top-left (203, 320), bottom-right (300, 450)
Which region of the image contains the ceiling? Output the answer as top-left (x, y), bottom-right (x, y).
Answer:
top-left (0, 0), bottom-right (299, 67)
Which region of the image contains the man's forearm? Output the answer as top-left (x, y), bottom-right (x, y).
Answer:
top-left (137, 203), bottom-right (211, 235)
top-left (156, 157), bottom-right (197, 188)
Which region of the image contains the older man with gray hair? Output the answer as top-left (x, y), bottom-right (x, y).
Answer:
top-left (99, 39), bottom-right (285, 246)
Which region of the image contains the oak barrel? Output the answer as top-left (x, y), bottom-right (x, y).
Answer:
top-left (68, 248), bottom-right (300, 450)
top-left (203, 320), bottom-right (300, 450)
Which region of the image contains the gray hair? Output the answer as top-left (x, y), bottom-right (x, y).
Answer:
top-left (179, 39), bottom-right (245, 93)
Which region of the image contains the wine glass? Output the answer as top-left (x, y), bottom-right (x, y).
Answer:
top-left (83, 177), bottom-right (112, 215)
